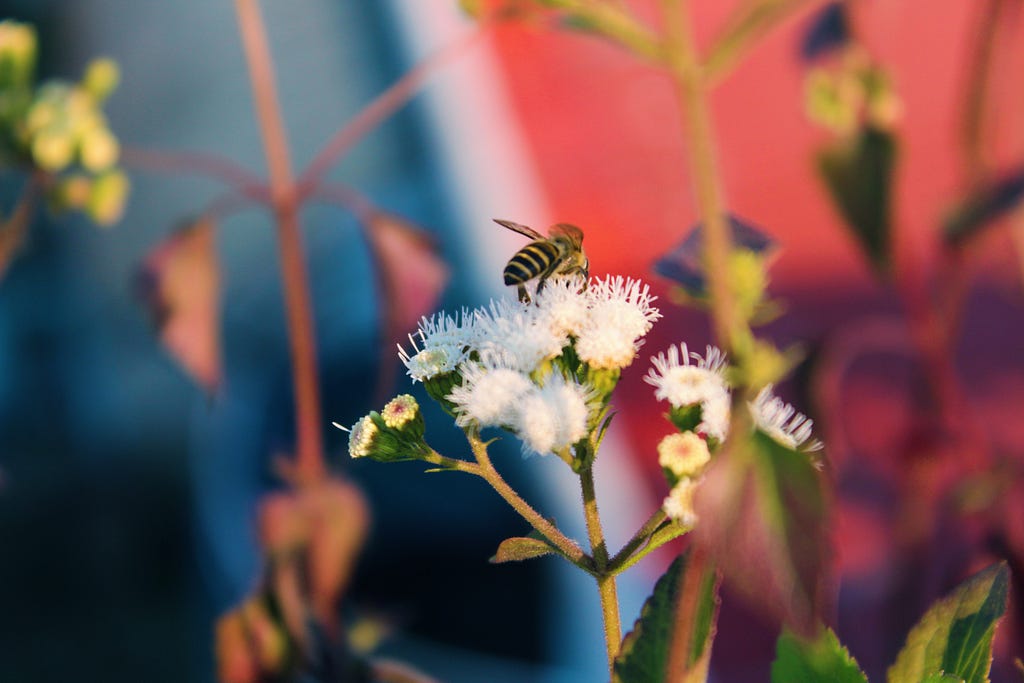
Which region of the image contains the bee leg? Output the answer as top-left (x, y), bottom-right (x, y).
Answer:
top-left (517, 284), bottom-right (531, 303)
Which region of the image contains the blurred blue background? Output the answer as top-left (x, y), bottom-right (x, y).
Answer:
top-left (0, 1), bottom-right (580, 680)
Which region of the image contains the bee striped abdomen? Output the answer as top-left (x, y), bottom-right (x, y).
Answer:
top-left (503, 240), bottom-right (560, 285)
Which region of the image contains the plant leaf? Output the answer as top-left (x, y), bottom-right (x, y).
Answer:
top-left (613, 550), bottom-right (719, 683)
top-left (364, 212), bottom-right (448, 401)
top-left (817, 126), bottom-right (896, 275)
top-left (888, 562), bottom-right (1009, 683)
top-left (943, 168), bottom-right (1024, 246)
top-left (654, 213), bottom-right (776, 298)
top-left (693, 430), bottom-right (829, 635)
top-left (489, 536), bottom-right (556, 564)
top-left (800, 2), bottom-right (850, 62)
top-left (136, 217), bottom-right (222, 392)
top-left (772, 627), bottom-right (868, 683)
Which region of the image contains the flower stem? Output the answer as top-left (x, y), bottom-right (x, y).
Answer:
top-left (467, 433), bottom-right (592, 571)
top-left (234, 0), bottom-right (325, 484)
top-left (580, 465), bottom-right (621, 675)
top-left (540, 0), bottom-right (664, 62)
top-left (661, 0), bottom-right (738, 349)
top-left (608, 507), bottom-right (668, 572)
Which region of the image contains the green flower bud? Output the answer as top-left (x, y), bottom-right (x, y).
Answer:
top-left (424, 370), bottom-right (461, 416)
top-left (0, 21), bottom-right (36, 92)
top-left (82, 58), bottom-right (119, 102)
top-left (381, 394), bottom-right (424, 440)
top-left (86, 169), bottom-right (129, 226)
top-left (79, 126), bottom-right (119, 172)
top-left (31, 129), bottom-right (74, 171)
top-left (667, 403), bottom-right (702, 433)
top-left (584, 365), bottom-right (621, 402)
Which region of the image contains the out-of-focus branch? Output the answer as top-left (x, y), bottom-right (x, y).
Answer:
top-left (234, 0), bottom-right (325, 484)
top-left (122, 147), bottom-right (267, 197)
top-left (0, 178), bottom-right (38, 280)
top-left (704, 0), bottom-right (827, 85)
top-left (296, 26), bottom-right (488, 198)
top-left (539, 0), bottom-right (664, 62)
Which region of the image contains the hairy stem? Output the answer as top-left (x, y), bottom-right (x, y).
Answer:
top-left (580, 465), bottom-right (621, 674)
top-left (467, 433), bottom-right (591, 570)
top-left (234, 0), bottom-right (325, 484)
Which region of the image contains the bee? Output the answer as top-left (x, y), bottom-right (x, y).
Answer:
top-left (494, 219), bottom-right (589, 302)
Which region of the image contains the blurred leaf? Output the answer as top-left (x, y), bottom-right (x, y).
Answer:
top-left (215, 610), bottom-right (260, 683)
top-left (654, 213), bottom-right (776, 298)
top-left (817, 126), bottom-right (896, 274)
top-left (943, 168), bottom-right (1024, 246)
top-left (800, 2), bottom-right (850, 61)
top-left (365, 212), bottom-right (448, 400)
top-left (772, 627), bottom-right (868, 683)
top-left (0, 180), bottom-right (36, 282)
top-left (888, 562), bottom-right (1009, 683)
top-left (694, 430), bottom-right (829, 635)
top-left (305, 480), bottom-right (370, 627)
top-left (613, 550), bottom-right (719, 683)
top-left (921, 675), bottom-right (966, 683)
top-left (136, 217), bottom-right (221, 392)
top-left (490, 535), bottom-right (556, 564)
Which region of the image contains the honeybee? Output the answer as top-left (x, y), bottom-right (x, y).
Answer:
top-left (494, 219), bottom-right (589, 302)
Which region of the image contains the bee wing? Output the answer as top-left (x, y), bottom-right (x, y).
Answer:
top-left (548, 223), bottom-right (584, 245)
top-left (493, 218), bottom-right (544, 241)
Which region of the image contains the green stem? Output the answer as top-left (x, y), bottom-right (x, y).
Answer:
top-left (467, 433), bottom-right (592, 571)
top-left (423, 449), bottom-right (482, 475)
top-left (662, 0), bottom-right (738, 349)
top-left (703, 0), bottom-right (827, 85)
top-left (580, 465), bottom-right (621, 675)
top-left (541, 0), bottom-right (664, 62)
top-left (608, 507), bottom-right (669, 572)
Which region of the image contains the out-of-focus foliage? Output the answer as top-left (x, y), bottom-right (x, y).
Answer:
top-left (137, 218), bottom-right (222, 392)
top-left (771, 628), bottom-right (868, 683)
top-left (0, 20), bottom-right (128, 226)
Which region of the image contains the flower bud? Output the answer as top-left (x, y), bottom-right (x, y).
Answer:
top-left (82, 58), bottom-right (119, 102)
top-left (0, 21), bottom-right (36, 92)
top-left (663, 479), bottom-right (698, 528)
top-left (31, 129), bottom-right (74, 171)
top-left (382, 394), bottom-right (424, 440)
top-left (79, 126), bottom-right (119, 172)
top-left (86, 169), bottom-right (129, 226)
top-left (658, 432), bottom-right (711, 485)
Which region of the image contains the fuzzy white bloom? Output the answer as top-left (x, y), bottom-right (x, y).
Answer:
top-left (447, 360), bottom-right (534, 428)
top-left (658, 432), bottom-right (711, 479)
top-left (575, 276), bottom-right (661, 369)
top-left (398, 310), bottom-right (475, 382)
top-left (645, 343), bottom-right (729, 407)
top-left (347, 415), bottom-right (378, 459)
top-left (645, 343), bottom-right (731, 440)
top-left (749, 385), bottom-right (822, 452)
top-left (698, 386), bottom-right (731, 442)
top-left (473, 298), bottom-right (567, 372)
top-left (663, 479), bottom-right (698, 527)
top-left (515, 375), bottom-right (594, 456)
top-left (534, 278), bottom-right (590, 339)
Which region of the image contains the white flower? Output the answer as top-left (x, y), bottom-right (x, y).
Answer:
top-left (646, 343), bottom-right (731, 440)
top-left (749, 385), bottom-right (822, 452)
top-left (698, 386), bottom-right (731, 442)
top-left (575, 275), bottom-right (660, 369)
top-left (398, 309), bottom-right (475, 382)
top-left (658, 432), bottom-right (711, 479)
top-left (515, 375), bottom-right (594, 455)
top-left (663, 479), bottom-right (698, 527)
top-left (446, 360), bottom-right (533, 428)
top-left (645, 343), bottom-right (729, 407)
top-left (534, 278), bottom-right (590, 339)
top-left (346, 415), bottom-right (378, 459)
top-left (473, 297), bottom-right (566, 372)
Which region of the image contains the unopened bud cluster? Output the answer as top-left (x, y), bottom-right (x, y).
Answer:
top-left (343, 394), bottom-right (429, 463)
top-left (0, 20), bottom-right (128, 226)
top-left (805, 46), bottom-right (901, 136)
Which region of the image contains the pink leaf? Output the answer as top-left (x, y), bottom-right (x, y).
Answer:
top-left (365, 213), bottom-right (448, 397)
top-left (137, 218), bottom-right (222, 392)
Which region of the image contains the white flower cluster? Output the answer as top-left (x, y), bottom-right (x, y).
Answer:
top-left (398, 275), bottom-right (660, 456)
top-left (645, 344), bottom-right (821, 452)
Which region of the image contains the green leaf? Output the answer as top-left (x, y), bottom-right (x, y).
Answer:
top-left (920, 675), bottom-right (965, 683)
top-left (817, 126), bottom-right (896, 275)
top-left (888, 562), bottom-right (1009, 683)
top-left (771, 628), bottom-right (868, 683)
top-left (613, 550), bottom-right (719, 683)
top-left (489, 536), bottom-right (556, 564)
top-left (693, 430), bottom-right (828, 634)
